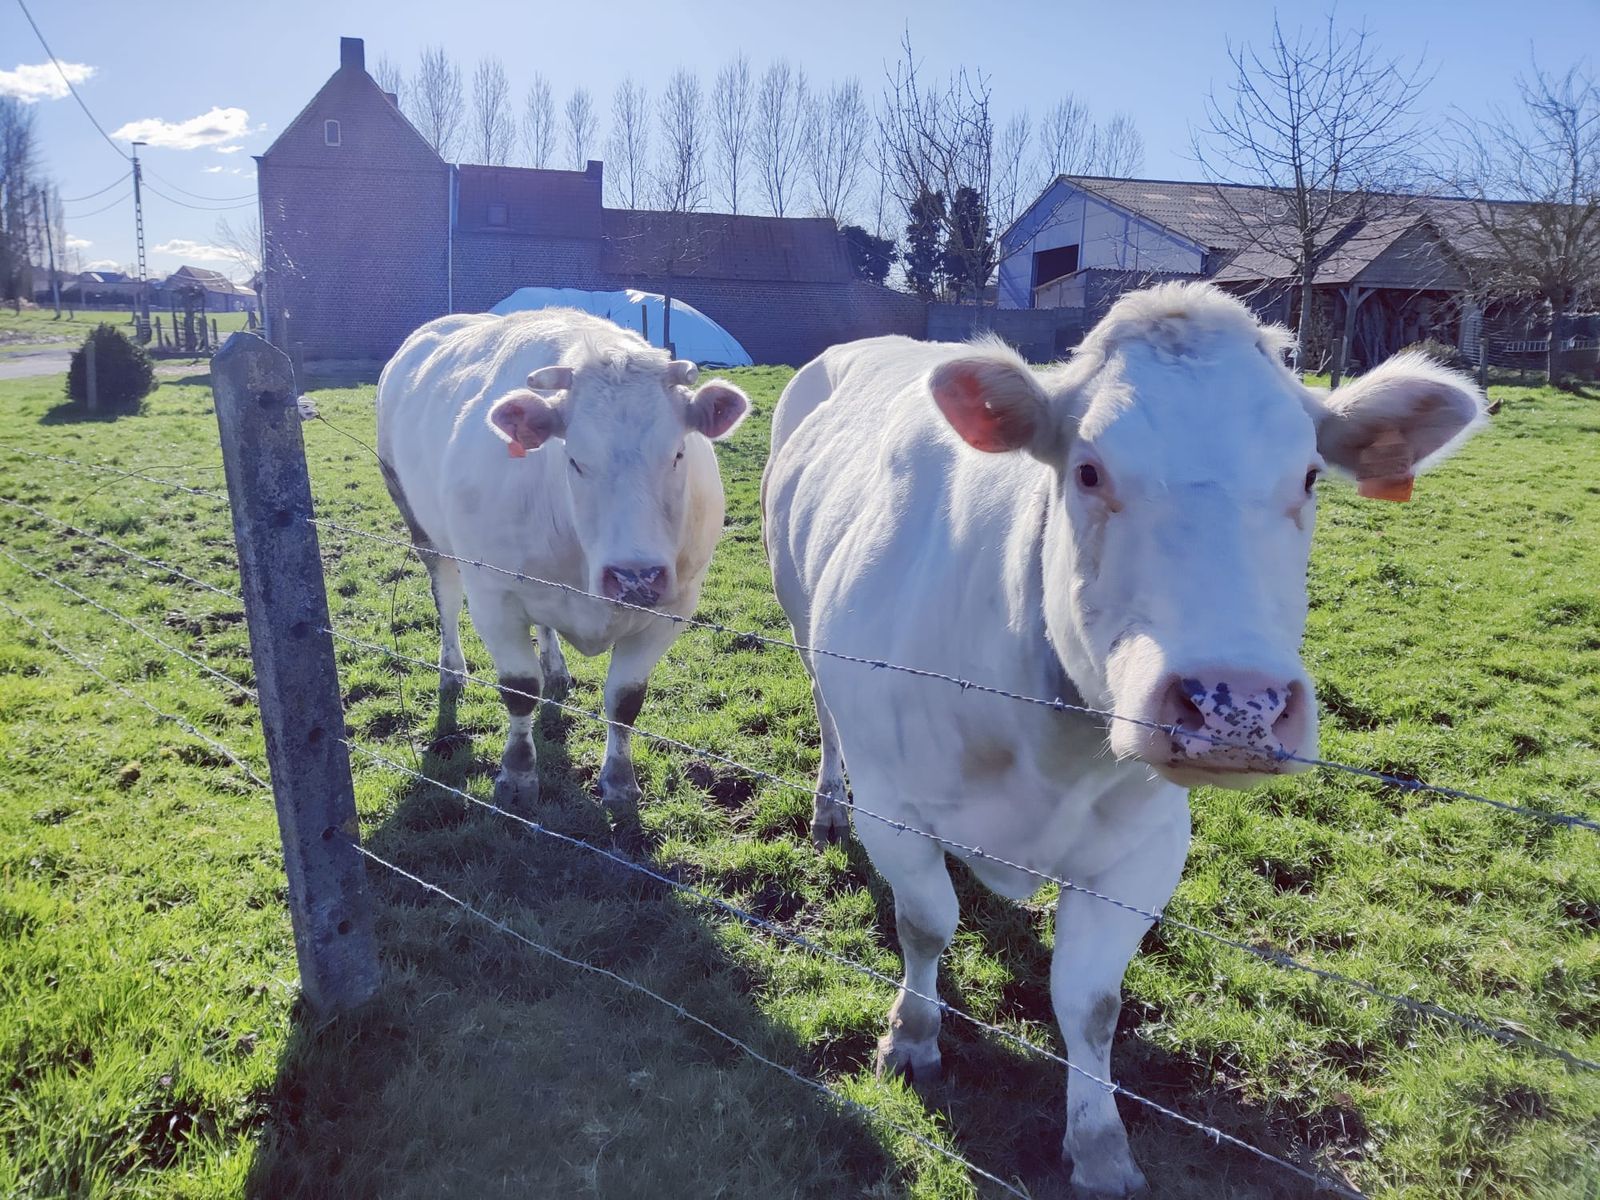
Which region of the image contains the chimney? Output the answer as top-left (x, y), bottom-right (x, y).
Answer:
top-left (585, 159), bottom-right (603, 181)
top-left (340, 37), bottom-right (365, 72)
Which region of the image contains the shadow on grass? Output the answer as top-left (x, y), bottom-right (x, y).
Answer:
top-left (37, 400), bottom-right (143, 425)
top-left (245, 705), bottom-right (1346, 1199)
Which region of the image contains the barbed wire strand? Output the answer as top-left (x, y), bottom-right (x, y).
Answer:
top-left (1, 448), bottom-right (231, 504)
top-left (307, 517), bottom-right (1600, 836)
top-left (0, 544), bottom-right (255, 701)
top-left (0, 495), bottom-right (239, 601)
top-left (344, 736), bottom-right (1368, 1197)
top-left (0, 596), bottom-right (267, 789)
top-left (325, 628), bottom-right (1600, 1075)
top-left (15, 446), bottom-right (1600, 834)
top-left (346, 840), bottom-right (1035, 1199)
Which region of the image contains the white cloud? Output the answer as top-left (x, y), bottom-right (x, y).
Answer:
top-left (153, 238), bottom-right (233, 262)
top-left (111, 106), bottom-right (250, 151)
top-left (202, 165), bottom-right (223, 173)
top-left (84, 258), bottom-right (121, 271)
top-left (214, 144), bottom-right (243, 154)
top-left (0, 61), bottom-right (95, 103)
top-left (65, 235), bottom-right (92, 249)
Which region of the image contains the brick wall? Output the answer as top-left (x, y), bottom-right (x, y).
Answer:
top-left (259, 62), bottom-right (449, 360)
top-left (927, 304), bottom-right (1086, 362)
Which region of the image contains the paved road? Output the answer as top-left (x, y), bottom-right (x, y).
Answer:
top-left (0, 349), bottom-right (72, 380)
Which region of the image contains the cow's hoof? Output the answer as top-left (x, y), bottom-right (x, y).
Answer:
top-left (599, 779), bottom-right (643, 812)
top-left (810, 785), bottom-right (851, 850)
top-left (874, 1033), bottom-right (941, 1092)
top-left (1064, 1141), bottom-right (1147, 1198)
top-left (493, 770), bottom-right (539, 809)
top-left (543, 670), bottom-right (572, 698)
top-left (439, 671), bottom-right (465, 701)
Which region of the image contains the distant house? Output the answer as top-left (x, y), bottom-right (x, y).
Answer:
top-left (999, 175), bottom-right (1556, 370)
top-left (256, 37), bottom-right (922, 363)
top-left (159, 266), bottom-right (257, 313)
top-left (61, 271), bottom-right (142, 307)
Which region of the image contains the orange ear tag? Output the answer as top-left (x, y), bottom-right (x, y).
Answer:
top-left (1356, 429), bottom-right (1413, 503)
top-left (507, 440), bottom-right (527, 459)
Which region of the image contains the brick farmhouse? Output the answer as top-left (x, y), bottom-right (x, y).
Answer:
top-left (257, 38), bottom-right (924, 364)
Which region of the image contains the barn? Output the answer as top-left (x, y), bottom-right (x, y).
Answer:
top-left (255, 38), bottom-right (923, 365)
top-left (997, 175), bottom-right (1570, 373)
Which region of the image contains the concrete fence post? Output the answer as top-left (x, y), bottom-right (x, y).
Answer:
top-left (1477, 339), bottom-right (1488, 391)
top-left (85, 337), bottom-right (99, 414)
top-left (211, 332), bottom-right (380, 1014)
top-left (1329, 334), bottom-right (1346, 389)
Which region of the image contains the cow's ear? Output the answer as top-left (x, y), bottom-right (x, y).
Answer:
top-left (686, 380), bottom-right (750, 440)
top-left (1311, 353), bottom-right (1485, 498)
top-left (487, 388), bottom-right (565, 458)
top-left (929, 353), bottom-right (1054, 457)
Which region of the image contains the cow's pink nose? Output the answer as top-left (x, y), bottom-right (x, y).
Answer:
top-left (601, 564), bottom-right (668, 607)
top-left (1159, 674), bottom-right (1301, 766)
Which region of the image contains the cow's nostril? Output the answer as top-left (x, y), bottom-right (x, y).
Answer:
top-left (601, 564), bottom-right (670, 607)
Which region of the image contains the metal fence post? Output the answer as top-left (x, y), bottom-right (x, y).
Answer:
top-left (1477, 339), bottom-right (1488, 391)
top-left (210, 332), bottom-right (379, 1014)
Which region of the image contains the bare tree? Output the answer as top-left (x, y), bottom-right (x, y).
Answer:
top-left (710, 55), bottom-right (753, 214)
top-left (1093, 113), bottom-right (1145, 176)
top-left (523, 75), bottom-right (556, 168)
top-left (606, 79), bottom-right (651, 207)
top-left (655, 69), bottom-right (707, 213)
top-left (407, 46), bottom-right (465, 160)
top-left (992, 111), bottom-right (1035, 230)
top-left (805, 78), bottom-right (872, 222)
top-left (470, 57), bottom-right (515, 165)
top-left (372, 55), bottom-right (406, 108)
top-left (879, 34), bottom-right (997, 301)
top-left (754, 60), bottom-right (809, 216)
top-left (1040, 95), bottom-right (1096, 176)
top-left (564, 88), bottom-right (597, 169)
top-left (1193, 14), bottom-right (1431, 368)
top-left (215, 215), bottom-right (263, 281)
top-left (1449, 61), bottom-right (1600, 379)
top-left (0, 97), bottom-right (40, 302)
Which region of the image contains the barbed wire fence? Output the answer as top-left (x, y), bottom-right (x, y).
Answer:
top-left (1, 332), bottom-right (1596, 1196)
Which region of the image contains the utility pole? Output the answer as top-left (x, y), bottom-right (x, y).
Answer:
top-left (131, 141), bottom-right (150, 339)
top-left (36, 187), bottom-right (60, 318)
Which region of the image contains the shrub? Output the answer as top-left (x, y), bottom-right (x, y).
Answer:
top-left (1399, 338), bottom-right (1470, 373)
top-left (65, 324), bottom-right (156, 415)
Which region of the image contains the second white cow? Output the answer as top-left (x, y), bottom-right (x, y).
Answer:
top-left (377, 308), bottom-right (749, 808)
top-left (762, 282), bottom-right (1484, 1195)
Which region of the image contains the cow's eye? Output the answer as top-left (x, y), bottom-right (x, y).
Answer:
top-left (569, 458), bottom-right (582, 476)
top-left (1076, 463), bottom-right (1101, 490)
top-left (1304, 468), bottom-right (1319, 493)
top-left (674, 449), bottom-right (685, 465)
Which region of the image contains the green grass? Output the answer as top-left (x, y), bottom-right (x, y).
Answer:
top-left (0, 307), bottom-right (251, 356)
top-left (0, 363), bottom-right (1597, 1199)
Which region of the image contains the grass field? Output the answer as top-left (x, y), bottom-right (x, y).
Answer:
top-left (0, 361), bottom-right (1597, 1199)
top-left (0, 307), bottom-right (252, 356)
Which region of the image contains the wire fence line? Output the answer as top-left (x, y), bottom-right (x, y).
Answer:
top-left (0, 495), bottom-right (240, 602)
top-left (306, 516), bottom-right (1600, 837)
top-left (325, 627), bottom-right (1600, 1076)
top-left (345, 735), bottom-right (1370, 1198)
top-left (0, 544), bottom-right (256, 702)
top-left (345, 840), bottom-right (1040, 1200)
top-left (13, 444), bottom-right (1598, 835)
top-left (0, 595), bottom-right (268, 790)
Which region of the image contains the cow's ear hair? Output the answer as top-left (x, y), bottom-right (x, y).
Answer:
top-left (526, 365), bottom-right (574, 395)
top-left (487, 388), bottom-right (565, 458)
top-left (929, 353), bottom-right (1054, 457)
top-left (1311, 352), bottom-right (1486, 496)
top-left (686, 380), bottom-right (750, 441)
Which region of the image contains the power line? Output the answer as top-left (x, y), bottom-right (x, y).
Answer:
top-left (62, 172), bottom-right (131, 203)
top-left (146, 168), bottom-right (256, 204)
top-left (13, 0), bottom-right (130, 162)
top-left (63, 189), bottom-right (131, 220)
top-left (141, 180), bottom-right (258, 212)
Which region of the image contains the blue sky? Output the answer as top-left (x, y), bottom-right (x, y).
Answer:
top-left (6, 0), bottom-right (1597, 279)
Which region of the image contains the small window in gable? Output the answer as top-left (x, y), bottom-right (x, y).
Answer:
top-left (487, 203), bottom-right (508, 227)
top-left (324, 120), bottom-right (341, 147)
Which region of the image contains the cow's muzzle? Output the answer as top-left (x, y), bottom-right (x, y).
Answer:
top-left (601, 563), bottom-right (670, 608)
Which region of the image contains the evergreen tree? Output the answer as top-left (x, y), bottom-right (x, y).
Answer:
top-left (841, 224), bottom-right (898, 286)
top-left (904, 187), bottom-right (946, 298)
top-left (945, 185), bottom-right (995, 302)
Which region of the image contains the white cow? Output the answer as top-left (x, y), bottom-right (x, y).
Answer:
top-left (377, 308), bottom-right (749, 808)
top-left (762, 283), bottom-right (1483, 1195)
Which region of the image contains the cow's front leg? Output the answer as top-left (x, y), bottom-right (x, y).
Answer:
top-left (1053, 800), bottom-right (1188, 1198)
top-left (596, 619), bottom-right (677, 810)
top-left (808, 673), bottom-right (851, 847)
top-left (855, 808), bottom-right (956, 1088)
top-left (471, 588), bottom-right (543, 807)
top-left (536, 625), bottom-right (571, 696)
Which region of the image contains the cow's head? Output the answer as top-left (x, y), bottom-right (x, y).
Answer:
top-left (928, 283), bottom-right (1484, 786)
top-left (486, 349), bottom-right (748, 608)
